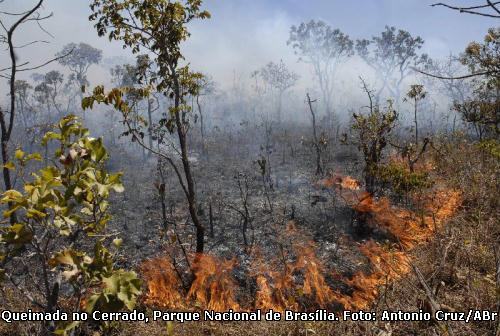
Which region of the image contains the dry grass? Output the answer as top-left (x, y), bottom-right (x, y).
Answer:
top-left (1, 138), bottom-right (497, 336)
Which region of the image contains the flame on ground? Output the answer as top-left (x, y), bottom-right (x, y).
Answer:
top-left (354, 189), bottom-right (461, 249)
top-left (343, 241), bottom-right (411, 310)
top-left (140, 172), bottom-right (460, 312)
top-left (140, 257), bottom-right (184, 308)
top-left (251, 223), bottom-right (337, 312)
top-left (187, 254), bottom-right (240, 311)
top-left (318, 174), bottom-right (361, 191)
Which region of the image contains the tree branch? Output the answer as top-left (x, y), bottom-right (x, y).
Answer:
top-left (431, 1), bottom-right (500, 17)
top-left (412, 66), bottom-right (496, 80)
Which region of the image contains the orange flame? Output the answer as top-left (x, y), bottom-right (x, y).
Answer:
top-left (140, 257), bottom-right (184, 308)
top-left (140, 167), bottom-right (461, 313)
top-left (318, 175), bottom-right (361, 191)
top-left (187, 254), bottom-right (240, 311)
top-left (354, 189), bottom-right (461, 249)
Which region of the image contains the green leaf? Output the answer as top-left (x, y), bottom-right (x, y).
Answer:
top-left (3, 162), bottom-right (15, 170)
top-left (26, 153), bottom-right (42, 161)
top-left (15, 149), bottom-right (25, 160)
top-left (1, 189), bottom-right (23, 203)
top-left (1, 223), bottom-right (33, 246)
top-left (112, 238), bottom-right (123, 248)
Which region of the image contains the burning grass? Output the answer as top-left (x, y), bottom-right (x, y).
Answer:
top-left (140, 172), bottom-right (461, 313)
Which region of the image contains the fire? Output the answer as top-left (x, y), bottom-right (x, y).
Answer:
top-left (354, 189), bottom-right (461, 249)
top-left (140, 257), bottom-right (184, 308)
top-left (319, 174), bottom-right (361, 190)
top-left (251, 223), bottom-right (336, 311)
top-left (329, 171), bottom-right (460, 310)
top-left (252, 263), bottom-right (297, 311)
top-left (343, 241), bottom-right (411, 310)
top-left (187, 254), bottom-right (240, 311)
top-left (140, 165), bottom-right (461, 313)
top-left (140, 254), bottom-right (239, 311)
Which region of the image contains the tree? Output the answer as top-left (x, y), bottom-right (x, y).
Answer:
top-left (0, 0), bottom-right (64, 224)
top-left (258, 60), bottom-right (299, 122)
top-left (356, 26), bottom-right (432, 105)
top-left (13, 80), bottom-right (34, 129)
top-left (454, 28), bottom-right (500, 140)
top-left (33, 70), bottom-right (65, 120)
top-left (350, 79), bottom-right (398, 193)
top-left (89, 0), bottom-right (210, 253)
top-left (395, 84), bottom-right (431, 173)
top-left (420, 54), bottom-right (470, 103)
top-left (109, 56), bottom-right (156, 155)
top-left (194, 74), bottom-right (216, 157)
top-left (405, 84), bottom-right (427, 146)
top-left (0, 116), bottom-right (140, 335)
top-left (288, 20), bottom-right (353, 116)
top-left (57, 42), bottom-right (102, 119)
top-left (306, 93), bottom-right (327, 175)
top-left (57, 42), bottom-right (102, 88)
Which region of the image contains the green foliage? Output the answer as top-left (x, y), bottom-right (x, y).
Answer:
top-left (90, 0), bottom-right (209, 92)
top-left (455, 28), bottom-right (500, 140)
top-left (89, 0), bottom-right (210, 138)
top-left (351, 100), bottom-right (398, 165)
top-left (477, 139), bottom-right (500, 160)
top-left (0, 115), bottom-right (140, 334)
top-left (461, 27), bottom-right (499, 78)
top-left (350, 80), bottom-right (398, 193)
top-left (376, 162), bottom-right (431, 195)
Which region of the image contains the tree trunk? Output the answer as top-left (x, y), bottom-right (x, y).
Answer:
top-left (414, 98), bottom-right (419, 146)
top-left (209, 201), bottom-right (214, 238)
top-left (196, 95), bottom-right (206, 157)
top-left (147, 98), bottom-right (154, 151)
top-left (172, 69), bottom-right (205, 253)
top-left (307, 93), bottom-right (323, 175)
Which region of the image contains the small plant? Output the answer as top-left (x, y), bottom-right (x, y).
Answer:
top-left (376, 162), bottom-right (431, 196)
top-left (350, 78), bottom-right (398, 193)
top-left (0, 115), bottom-right (141, 335)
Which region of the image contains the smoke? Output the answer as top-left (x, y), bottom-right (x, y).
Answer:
top-left (0, 0), bottom-right (495, 124)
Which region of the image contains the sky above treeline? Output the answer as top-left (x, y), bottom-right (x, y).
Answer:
top-left (0, 0), bottom-right (496, 93)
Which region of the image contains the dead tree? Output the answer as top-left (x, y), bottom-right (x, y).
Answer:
top-left (227, 172), bottom-right (253, 249)
top-left (306, 93), bottom-right (324, 175)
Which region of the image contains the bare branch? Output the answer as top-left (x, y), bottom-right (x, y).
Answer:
top-left (487, 0), bottom-right (500, 14)
top-left (13, 39), bottom-right (49, 48)
top-left (412, 66), bottom-right (496, 80)
top-left (0, 48), bottom-right (73, 73)
top-left (431, 1), bottom-right (500, 17)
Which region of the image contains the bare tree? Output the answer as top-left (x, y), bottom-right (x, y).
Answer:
top-left (194, 74), bottom-right (216, 157)
top-left (420, 54), bottom-right (470, 104)
top-left (227, 172), bottom-right (254, 249)
top-left (306, 93), bottom-right (326, 175)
